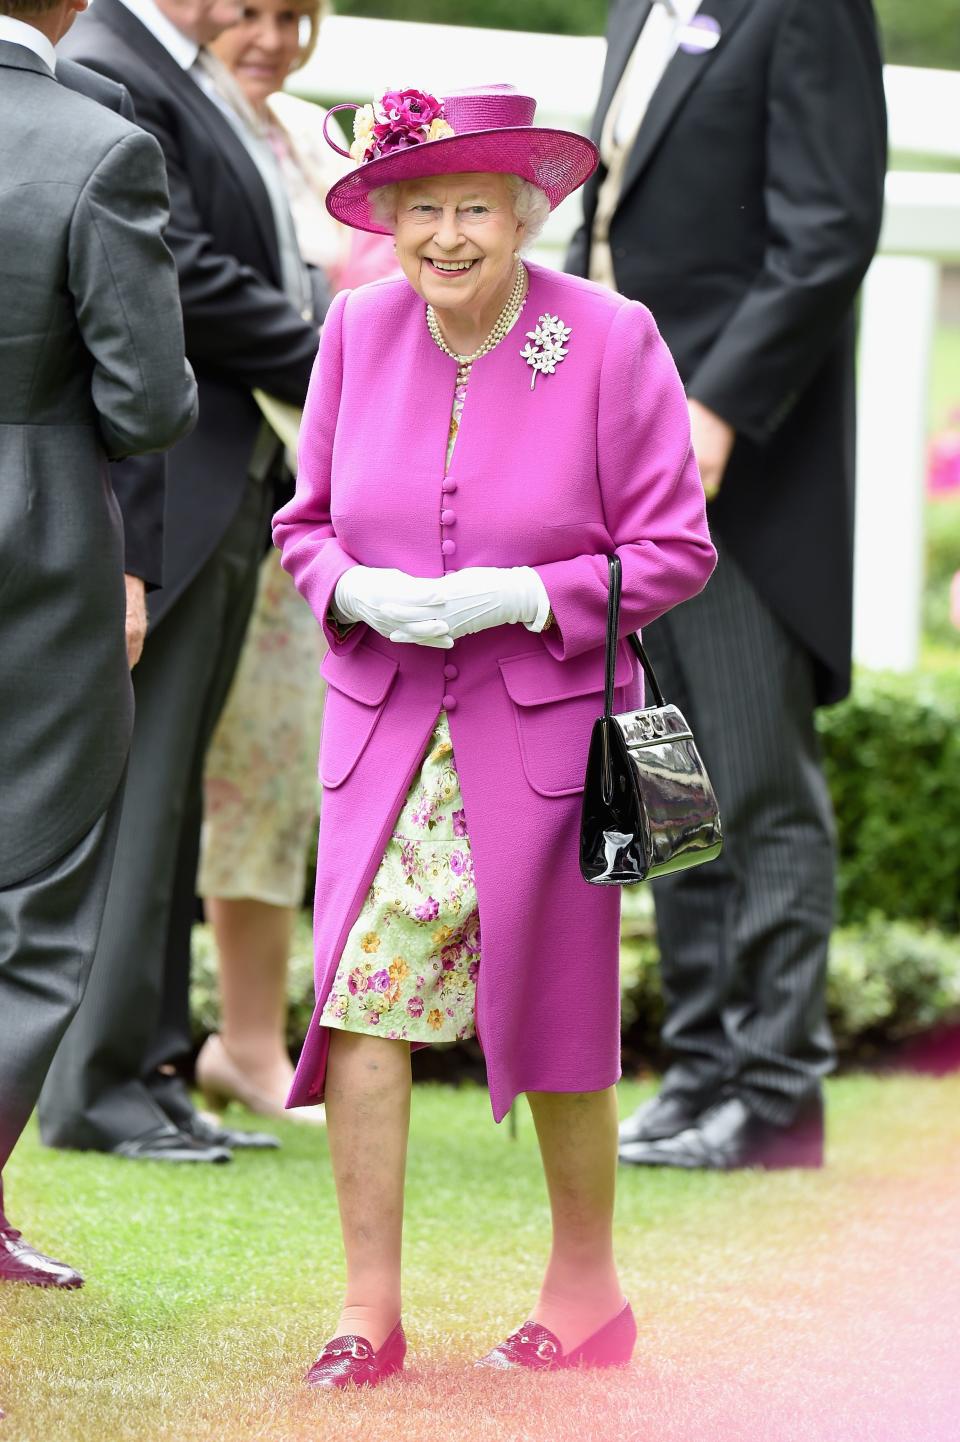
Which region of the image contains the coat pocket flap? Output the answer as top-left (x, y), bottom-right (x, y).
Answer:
top-left (499, 645), bottom-right (634, 708)
top-left (321, 642), bottom-right (398, 707)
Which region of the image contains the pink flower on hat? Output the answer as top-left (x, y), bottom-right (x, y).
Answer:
top-left (351, 88), bottom-right (455, 166)
top-left (372, 122), bottom-right (430, 156)
top-left (378, 88), bottom-right (444, 128)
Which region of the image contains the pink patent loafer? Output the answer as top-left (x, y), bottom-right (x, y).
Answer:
top-left (305, 1320), bottom-right (406, 1389)
top-left (476, 1301), bottom-right (637, 1370)
top-left (0, 1227), bottom-right (83, 1289)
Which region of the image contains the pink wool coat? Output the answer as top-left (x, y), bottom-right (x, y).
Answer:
top-left (274, 262), bottom-right (716, 1121)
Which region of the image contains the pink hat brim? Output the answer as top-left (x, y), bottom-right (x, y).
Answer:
top-left (325, 126), bottom-right (600, 235)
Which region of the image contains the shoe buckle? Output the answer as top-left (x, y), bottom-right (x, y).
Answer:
top-left (351, 1341), bottom-right (371, 1360)
top-left (536, 1339), bottom-right (558, 1360)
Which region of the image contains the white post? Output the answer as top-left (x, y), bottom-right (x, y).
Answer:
top-left (853, 255), bottom-right (940, 673)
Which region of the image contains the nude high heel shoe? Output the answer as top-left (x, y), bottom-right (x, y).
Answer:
top-left (195, 1034), bottom-right (326, 1126)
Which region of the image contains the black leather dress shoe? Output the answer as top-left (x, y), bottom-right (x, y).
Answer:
top-left (618, 1091), bottom-right (708, 1146)
top-left (182, 1111), bottom-right (280, 1152)
top-left (0, 1227), bottom-right (84, 1288)
top-left (109, 1123), bottom-right (232, 1163)
top-left (619, 1095), bottom-right (824, 1171)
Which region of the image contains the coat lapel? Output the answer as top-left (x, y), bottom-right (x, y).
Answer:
top-left (592, 0), bottom-right (652, 145)
top-left (93, 0), bottom-right (283, 286)
top-left (617, 0), bottom-right (753, 205)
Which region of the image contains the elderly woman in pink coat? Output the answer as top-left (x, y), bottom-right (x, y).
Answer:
top-left (273, 84), bottom-right (716, 1388)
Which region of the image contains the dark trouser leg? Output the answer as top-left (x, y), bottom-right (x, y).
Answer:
top-left (142, 505), bottom-right (270, 1122)
top-left (636, 623), bottom-right (734, 1105)
top-left (38, 479), bottom-right (271, 1150)
top-left (0, 785), bottom-right (123, 1212)
top-left (645, 545), bottom-right (836, 1127)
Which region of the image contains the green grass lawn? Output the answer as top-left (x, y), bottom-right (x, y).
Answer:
top-left (2, 1075), bottom-right (958, 1442)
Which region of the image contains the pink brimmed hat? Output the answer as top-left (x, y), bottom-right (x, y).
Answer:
top-left (322, 83), bottom-right (600, 235)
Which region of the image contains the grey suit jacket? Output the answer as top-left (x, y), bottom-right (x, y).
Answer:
top-left (0, 40), bottom-right (197, 887)
top-left (56, 55), bottom-right (168, 590)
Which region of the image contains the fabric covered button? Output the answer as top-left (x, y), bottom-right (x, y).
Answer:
top-left (441, 539), bottom-right (457, 556)
top-left (443, 663), bottom-right (458, 680)
top-left (442, 478), bottom-right (457, 493)
top-left (441, 509), bottom-right (456, 526)
top-left (442, 693), bottom-right (457, 711)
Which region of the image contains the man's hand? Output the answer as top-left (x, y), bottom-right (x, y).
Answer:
top-left (687, 398), bottom-right (735, 502)
top-left (124, 574), bottom-right (147, 668)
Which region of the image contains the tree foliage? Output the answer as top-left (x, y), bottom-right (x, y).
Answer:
top-left (874, 0), bottom-right (960, 69)
top-left (332, 0), bottom-right (960, 69)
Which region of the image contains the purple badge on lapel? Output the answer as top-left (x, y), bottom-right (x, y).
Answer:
top-left (677, 15), bottom-right (721, 54)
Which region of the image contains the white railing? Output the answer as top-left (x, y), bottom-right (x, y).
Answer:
top-left (292, 18), bottom-right (960, 673)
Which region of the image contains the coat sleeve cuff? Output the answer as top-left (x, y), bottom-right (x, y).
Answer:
top-left (522, 569), bottom-right (553, 633)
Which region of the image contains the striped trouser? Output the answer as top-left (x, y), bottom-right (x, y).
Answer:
top-left (644, 542), bottom-right (836, 1127)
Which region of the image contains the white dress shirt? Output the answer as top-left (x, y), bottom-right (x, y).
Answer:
top-left (0, 15), bottom-right (57, 73)
top-left (115, 0), bottom-right (198, 68)
top-left (591, 0), bottom-right (704, 288)
top-left (613, 0), bottom-right (705, 147)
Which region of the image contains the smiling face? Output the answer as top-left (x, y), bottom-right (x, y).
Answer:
top-left (209, 0), bottom-right (313, 108)
top-left (393, 173), bottom-right (525, 336)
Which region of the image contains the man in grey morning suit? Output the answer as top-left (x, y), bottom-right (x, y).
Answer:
top-left (571, 0), bottom-right (887, 1168)
top-left (41, 0), bottom-right (320, 1163)
top-left (0, 0), bottom-right (196, 1288)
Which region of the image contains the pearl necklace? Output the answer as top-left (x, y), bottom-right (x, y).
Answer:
top-left (426, 260), bottom-right (527, 386)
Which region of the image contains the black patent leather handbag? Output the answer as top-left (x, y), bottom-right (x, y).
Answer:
top-left (579, 556), bottom-right (724, 886)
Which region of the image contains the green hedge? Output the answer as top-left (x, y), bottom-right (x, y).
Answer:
top-left (332, 1), bottom-right (960, 69)
top-left (333, 0), bottom-right (605, 35)
top-left (618, 894), bottom-right (960, 1064)
top-left (818, 667), bottom-right (960, 930)
top-left (924, 497), bottom-right (960, 650)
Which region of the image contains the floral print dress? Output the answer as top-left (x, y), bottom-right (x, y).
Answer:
top-left (319, 710), bottom-right (480, 1042)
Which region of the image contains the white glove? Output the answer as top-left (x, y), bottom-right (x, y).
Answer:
top-left (433, 566), bottom-right (552, 641)
top-left (333, 566), bottom-right (453, 648)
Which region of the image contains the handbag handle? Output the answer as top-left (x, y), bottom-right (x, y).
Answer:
top-left (604, 554), bottom-right (666, 716)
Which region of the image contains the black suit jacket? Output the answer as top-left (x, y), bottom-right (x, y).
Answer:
top-left (57, 56), bottom-right (167, 590)
top-left (568, 0), bottom-right (887, 703)
top-left (61, 0), bottom-right (318, 626)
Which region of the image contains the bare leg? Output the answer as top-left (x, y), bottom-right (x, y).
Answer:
top-left (325, 1029), bottom-right (411, 1350)
top-left (205, 896), bottom-right (294, 1101)
top-left (526, 1087), bottom-right (625, 1352)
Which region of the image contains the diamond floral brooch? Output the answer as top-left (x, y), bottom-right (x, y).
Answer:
top-left (520, 313), bottom-right (572, 390)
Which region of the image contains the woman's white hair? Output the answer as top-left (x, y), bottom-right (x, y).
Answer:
top-left (369, 175), bottom-right (551, 247)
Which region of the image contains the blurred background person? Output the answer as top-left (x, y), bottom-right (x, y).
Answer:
top-left (570, 0), bottom-right (888, 1170)
top-left (40, 0), bottom-right (322, 1164)
top-left (0, 0), bottom-right (195, 1284)
top-left (194, 0), bottom-right (395, 1121)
